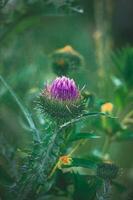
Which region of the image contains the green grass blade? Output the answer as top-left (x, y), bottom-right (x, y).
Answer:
top-left (0, 75), bottom-right (41, 142)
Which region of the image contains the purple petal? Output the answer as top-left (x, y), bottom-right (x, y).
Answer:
top-left (48, 76), bottom-right (79, 101)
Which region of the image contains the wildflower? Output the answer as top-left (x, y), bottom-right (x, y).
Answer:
top-left (57, 45), bottom-right (77, 54)
top-left (101, 102), bottom-right (113, 113)
top-left (49, 76), bottom-right (79, 101)
top-left (58, 155), bottom-right (72, 169)
top-left (51, 45), bottom-right (83, 75)
top-left (39, 76), bottom-right (85, 123)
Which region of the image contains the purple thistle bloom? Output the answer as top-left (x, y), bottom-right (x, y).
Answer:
top-left (40, 76), bottom-right (84, 122)
top-left (47, 76), bottom-right (79, 101)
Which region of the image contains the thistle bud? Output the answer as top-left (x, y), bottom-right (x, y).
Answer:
top-left (97, 162), bottom-right (119, 180)
top-left (38, 76), bottom-right (85, 123)
top-left (51, 45), bottom-right (84, 76)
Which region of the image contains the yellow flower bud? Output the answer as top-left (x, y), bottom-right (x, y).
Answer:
top-left (101, 102), bottom-right (113, 113)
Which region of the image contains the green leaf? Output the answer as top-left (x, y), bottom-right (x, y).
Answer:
top-left (63, 157), bottom-right (98, 169)
top-left (69, 132), bottom-right (100, 142)
top-left (116, 131), bottom-right (133, 141)
top-left (73, 174), bottom-right (102, 200)
top-left (0, 75), bottom-right (41, 142)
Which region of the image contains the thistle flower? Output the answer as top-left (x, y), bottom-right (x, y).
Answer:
top-left (39, 76), bottom-right (85, 123)
top-left (51, 45), bottom-right (84, 76)
top-left (49, 76), bottom-right (79, 101)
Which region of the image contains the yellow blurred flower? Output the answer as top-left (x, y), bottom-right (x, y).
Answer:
top-left (57, 45), bottom-right (79, 55)
top-left (51, 45), bottom-right (84, 75)
top-left (101, 102), bottom-right (113, 113)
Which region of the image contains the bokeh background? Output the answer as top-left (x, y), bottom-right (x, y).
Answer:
top-left (0, 0), bottom-right (133, 199)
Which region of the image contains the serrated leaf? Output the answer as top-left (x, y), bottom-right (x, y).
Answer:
top-left (69, 132), bottom-right (100, 142)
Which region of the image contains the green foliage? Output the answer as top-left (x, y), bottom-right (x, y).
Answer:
top-left (0, 75), bottom-right (41, 142)
top-left (0, 165), bottom-right (13, 186)
top-left (72, 175), bottom-right (102, 200)
top-left (69, 132), bottom-right (100, 141)
top-left (116, 130), bottom-right (133, 141)
top-left (112, 47), bottom-right (133, 89)
top-left (96, 163), bottom-right (119, 180)
top-left (63, 157), bottom-right (98, 169)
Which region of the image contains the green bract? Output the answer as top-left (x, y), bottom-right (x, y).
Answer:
top-left (39, 94), bottom-right (85, 123)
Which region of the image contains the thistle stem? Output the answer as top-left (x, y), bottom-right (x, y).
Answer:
top-left (48, 161), bottom-right (60, 179)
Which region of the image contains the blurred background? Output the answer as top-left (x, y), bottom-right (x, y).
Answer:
top-left (0, 0), bottom-right (133, 199)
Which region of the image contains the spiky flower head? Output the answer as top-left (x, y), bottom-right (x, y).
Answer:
top-left (39, 76), bottom-right (85, 123)
top-left (51, 45), bottom-right (84, 76)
